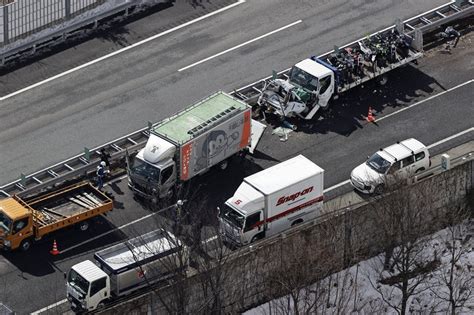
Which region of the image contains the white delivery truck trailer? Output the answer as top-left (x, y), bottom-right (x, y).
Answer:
top-left (66, 229), bottom-right (188, 312)
top-left (128, 91), bottom-right (265, 200)
top-left (219, 155), bottom-right (324, 246)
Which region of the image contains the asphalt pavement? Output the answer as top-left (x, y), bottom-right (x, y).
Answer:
top-left (0, 0), bottom-right (472, 313)
top-left (0, 0), bottom-right (448, 184)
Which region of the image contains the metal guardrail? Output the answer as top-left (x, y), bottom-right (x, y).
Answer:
top-left (0, 1), bottom-right (168, 65)
top-left (229, 0), bottom-right (474, 105)
top-left (238, 149), bottom-right (474, 256)
top-left (1, 0), bottom-right (473, 198)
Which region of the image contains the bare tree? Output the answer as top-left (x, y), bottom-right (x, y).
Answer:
top-left (430, 205), bottom-right (474, 314)
top-left (366, 183), bottom-right (439, 315)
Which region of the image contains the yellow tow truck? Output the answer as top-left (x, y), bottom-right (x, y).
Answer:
top-left (0, 182), bottom-right (113, 251)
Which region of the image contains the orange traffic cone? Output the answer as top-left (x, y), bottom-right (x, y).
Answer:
top-left (366, 107), bottom-right (375, 123)
top-left (50, 239), bottom-right (60, 255)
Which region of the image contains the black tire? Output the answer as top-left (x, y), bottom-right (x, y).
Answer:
top-left (374, 184), bottom-right (384, 195)
top-left (20, 238), bottom-right (33, 252)
top-left (251, 233), bottom-right (263, 243)
top-left (78, 221), bottom-right (89, 232)
top-left (218, 159), bottom-right (229, 171)
top-left (378, 75), bottom-right (388, 86)
top-left (291, 219), bottom-right (303, 227)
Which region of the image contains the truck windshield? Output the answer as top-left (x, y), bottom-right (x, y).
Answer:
top-left (367, 153), bottom-right (391, 174)
top-left (68, 269), bottom-right (90, 296)
top-left (0, 211), bottom-right (12, 234)
top-left (130, 157), bottom-right (160, 180)
top-left (220, 205), bottom-right (244, 229)
top-left (289, 66), bottom-right (318, 91)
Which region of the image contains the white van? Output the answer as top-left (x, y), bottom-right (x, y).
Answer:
top-left (350, 138), bottom-right (430, 194)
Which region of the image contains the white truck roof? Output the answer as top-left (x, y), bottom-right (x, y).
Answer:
top-left (295, 58), bottom-right (333, 78)
top-left (94, 230), bottom-right (181, 274)
top-left (245, 155), bottom-right (324, 195)
top-left (73, 260), bottom-right (107, 283)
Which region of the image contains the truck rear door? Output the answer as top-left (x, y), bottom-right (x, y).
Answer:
top-left (249, 119), bottom-right (266, 154)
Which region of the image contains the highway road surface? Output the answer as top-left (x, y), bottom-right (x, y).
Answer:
top-left (0, 0), bottom-right (472, 313)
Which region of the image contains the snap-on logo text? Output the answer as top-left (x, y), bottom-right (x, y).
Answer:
top-left (276, 186), bottom-right (313, 206)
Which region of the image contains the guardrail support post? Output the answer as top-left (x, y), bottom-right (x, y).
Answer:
top-left (441, 154), bottom-right (451, 170)
top-left (65, 0), bottom-right (71, 18)
top-left (84, 147), bottom-right (91, 162)
top-left (2, 4), bottom-right (9, 45)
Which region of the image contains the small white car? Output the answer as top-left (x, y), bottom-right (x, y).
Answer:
top-left (351, 138), bottom-right (431, 194)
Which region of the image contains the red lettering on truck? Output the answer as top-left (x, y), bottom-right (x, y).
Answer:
top-left (180, 142), bottom-right (193, 181)
top-left (276, 186), bottom-right (314, 206)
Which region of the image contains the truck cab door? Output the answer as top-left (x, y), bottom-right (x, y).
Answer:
top-left (87, 277), bottom-right (108, 310)
top-left (11, 216), bottom-right (32, 250)
top-left (159, 164), bottom-right (177, 198)
top-left (317, 74), bottom-right (334, 109)
top-left (243, 211), bottom-right (263, 244)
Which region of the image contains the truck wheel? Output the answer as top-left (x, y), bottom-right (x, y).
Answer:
top-left (291, 219), bottom-right (303, 227)
top-left (251, 234), bottom-right (263, 243)
top-left (218, 160), bottom-right (229, 171)
top-left (78, 221), bottom-right (89, 232)
top-left (374, 184), bottom-right (384, 195)
top-left (20, 239), bottom-right (32, 252)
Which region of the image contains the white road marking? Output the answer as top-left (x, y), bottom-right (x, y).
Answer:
top-left (324, 180), bottom-right (350, 193)
top-left (32, 126), bottom-right (473, 314)
top-left (375, 79), bottom-right (474, 122)
top-left (0, 0), bottom-right (246, 101)
top-left (427, 127), bottom-right (473, 149)
top-left (178, 20), bottom-right (303, 72)
top-left (59, 212), bottom-right (156, 254)
top-left (324, 126), bottom-right (473, 192)
top-left (31, 299), bottom-right (68, 315)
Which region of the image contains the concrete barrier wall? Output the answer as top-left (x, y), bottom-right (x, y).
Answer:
top-left (101, 160), bottom-right (473, 314)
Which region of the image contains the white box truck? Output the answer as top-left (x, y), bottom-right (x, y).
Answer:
top-left (66, 229), bottom-right (188, 312)
top-left (127, 91), bottom-right (265, 201)
top-left (218, 155), bottom-right (324, 246)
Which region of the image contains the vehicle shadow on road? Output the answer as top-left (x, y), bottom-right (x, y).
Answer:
top-left (294, 64), bottom-right (442, 137)
top-left (1, 217), bottom-right (125, 277)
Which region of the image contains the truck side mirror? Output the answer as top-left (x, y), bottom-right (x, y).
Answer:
top-left (63, 272), bottom-right (67, 279)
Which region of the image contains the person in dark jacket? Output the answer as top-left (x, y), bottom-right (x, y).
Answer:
top-left (96, 161), bottom-right (107, 190)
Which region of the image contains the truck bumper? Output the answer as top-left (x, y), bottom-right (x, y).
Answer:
top-left (220, 232), bottom-right (243, 248)
top-left (0, 241), bottom-right (10, 251)
top-left (67, 294), bottom-right (86, 313)
top-left (128, 182), bottom-right (154, 200)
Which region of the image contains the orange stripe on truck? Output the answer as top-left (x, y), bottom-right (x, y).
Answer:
top-left (239, 110), bottom-right (251, 149)
top-left (180, 142), bottom-right (193, 181)
top-left (249, 195), bottom-right (324, 230)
